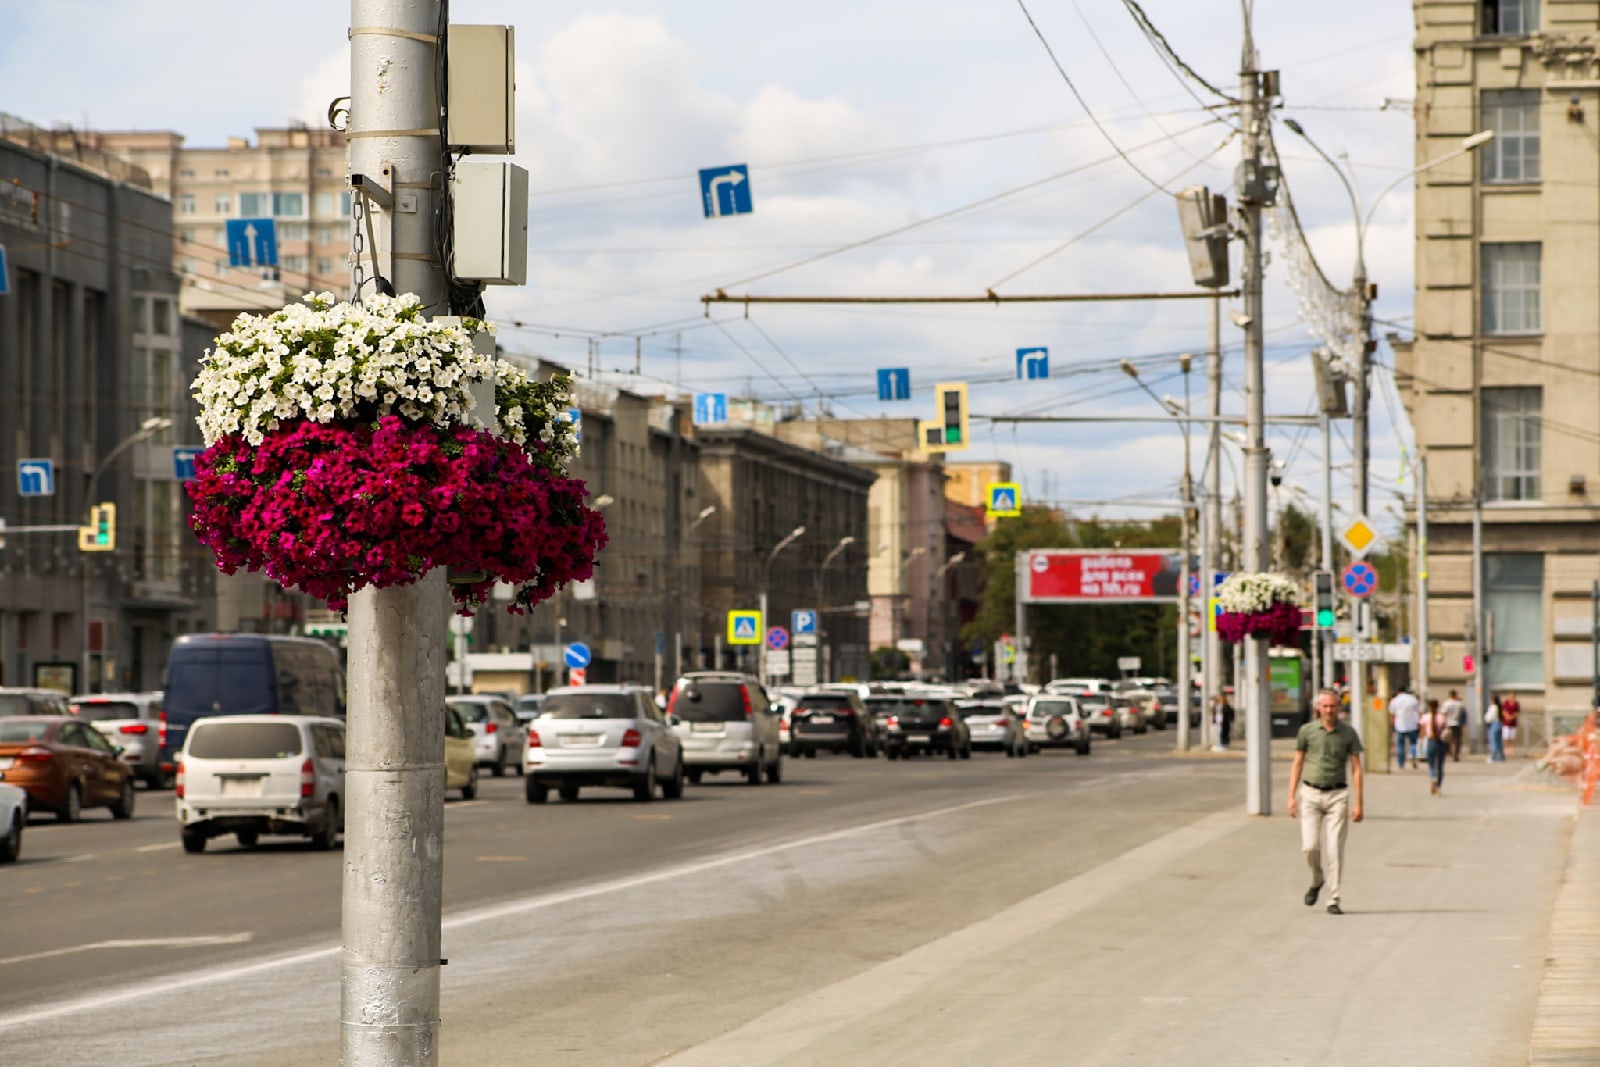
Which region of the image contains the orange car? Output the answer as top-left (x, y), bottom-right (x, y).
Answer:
top-left (0, 716), bottom-right (136, 822)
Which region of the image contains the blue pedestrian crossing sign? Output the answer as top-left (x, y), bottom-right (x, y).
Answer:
top-left (1016, 347), bottom-right (1049, 380)
top-left (173, 447), bottom-right (203, 482)
top-left (791, 609), bottom-right (818, 635)
top-left (225, 218), bottom-right (278, 268)
top-left (727, 610), bottom-right (762, 645)
top-left (17, 458), bottom-right (54, 496)
top-left (564, 642), bottom-right (592, 669)
top-left (877, 368), bottom-right (911, 401)
top-left (986, 482), bottom-right (1022, 517)
top-left (699, 164), bottom-right (752, 218)
top-left (694, 393), bottom-right (728, 425)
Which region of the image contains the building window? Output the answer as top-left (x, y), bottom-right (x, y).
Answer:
top-left (1484, 0), bottom-right (1538, 34)
top-left (179, 194), bottom-right (196, 215)
top-left (1483, 386), bottom-right (1541, 502)
top-left (1482, 242), bottom-right (1540, 334)
top-left (214, 194), bottom-right (231, 215)
top-left (178, 227), bottom-right (195, 246)
top-left (315, 257), bottom-right (334, 278)
top-left (239, 192), bottom-right (269, 217)
top-left (315, 225), bottom-right (336, 245)
top-left (281, 255), bottom-right (308, 274)
top-left (274, 192), bottom-right (305, 218)
top-left (1482, 90), bottom-right (1539, 183)
top-left (214, 169), bottom-right (230, 178)
top-left (1485, 553), bottom-right (1542, 688)
top-left (278, 222), bottom-right (307, 241)
top-left (179, 168), bottom-right (195, 179)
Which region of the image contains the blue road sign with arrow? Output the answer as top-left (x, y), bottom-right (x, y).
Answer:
top-left (0, 243), bottom-right (10, 295)
top-left (1016, 347), bottom-right (1049, 380)
top-left (564, 642), bottom-right (592, 669)
top-left (18, 459), bottom-right (54, 496)
top-left (694, 393), bottom-right (728, 425)
top-left (173, 447), bottom-right (203, 482)
top-left (226, 218), bottom-right (278, 268)
top-left (698, 164), bottom-right (752, 218)
top-left (877, 368), bottom-right (910, 401)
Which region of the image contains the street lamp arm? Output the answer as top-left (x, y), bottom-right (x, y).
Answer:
top-left (1360, 132), bottom-right (1493, 240)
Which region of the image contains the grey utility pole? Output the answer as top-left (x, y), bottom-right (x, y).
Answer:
top-left (343, 2), bottom-right (450, 1063)
top-left (1203, 295), bottom-right (1222, 750)
top-left (1238, 18), bottom-right (1275, 815)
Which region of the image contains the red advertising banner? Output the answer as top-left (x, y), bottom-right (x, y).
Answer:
top-left (1023, 549), bottom-right (1185, 603)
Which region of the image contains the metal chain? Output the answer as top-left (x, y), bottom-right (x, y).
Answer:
top-left (350, 192), bottom-right (368, 305)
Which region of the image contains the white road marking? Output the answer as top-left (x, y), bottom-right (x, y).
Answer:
top-left (135, 842), bottom-right (181, 853)
top-left (0, 933), bottom-right (253, 967)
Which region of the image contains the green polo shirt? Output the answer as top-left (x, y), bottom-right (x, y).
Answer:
top-left (1296, 720), bottom-right (1362, 788)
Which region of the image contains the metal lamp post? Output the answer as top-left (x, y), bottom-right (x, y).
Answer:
top-left (933, 550), bottom-right (966, 682)
top-left (816, 535), bottom-right (855, 683)
top-left (759, 525), bottom-right (805, 685)
top-left (679, 504), bottom-right (717, 677)
top-left (80, 414), bottom-right (172, 692)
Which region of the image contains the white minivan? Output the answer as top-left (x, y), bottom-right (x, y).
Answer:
top-left (175, 715), bottom-right (345, 853)
top-left (667, 672), bottom-right (783, 785)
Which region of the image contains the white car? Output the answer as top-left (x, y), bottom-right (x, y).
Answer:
top-left (957, 701), bottom-right (1030, 757)
top-left (524, 685), bottom-right (684, 802)
top-left (0, 783), bottom-right (26, 863)
top-left (176, 715), bottom-right (346, 852)
top-left (71, 691), bottom-right (171, 788)
top-left (1024, 696), bottom-right (1092, 755)
top-left (668, 672), bottom-right (783, 785)
top-left (446, 695), bottom-right (527, 777)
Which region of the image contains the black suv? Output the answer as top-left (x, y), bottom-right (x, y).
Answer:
top-left (788, 690), bottom-right (879, 758)
top-left (866, 694), bottom-right (972, 760)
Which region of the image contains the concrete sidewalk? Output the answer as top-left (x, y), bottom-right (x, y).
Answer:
top-left (658, 749), bottom-right (1588, 1066)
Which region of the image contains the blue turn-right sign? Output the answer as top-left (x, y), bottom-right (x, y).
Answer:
top-left (1016, 347), bottom-right (1049, 380)
top-left (698, 165), bottom-right (752, 218)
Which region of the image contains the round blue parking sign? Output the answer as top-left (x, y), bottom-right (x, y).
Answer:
top-left (1342, 561), bottom-right (1377, 599)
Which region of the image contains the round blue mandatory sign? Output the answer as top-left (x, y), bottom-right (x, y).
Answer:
top-left (564, 642), bottom-right (592, 669)
top-left (1342, 562), bottom-right (1377, 599)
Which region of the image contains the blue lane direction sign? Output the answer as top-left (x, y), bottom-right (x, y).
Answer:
top-left (1342, 561), bottom-right (1378, 599)
top-left (791, 609), bottom-right (818, 635)
top-left (877, 368), bottom-right (911, 401)
top-left (17, 458), bottom-right (54, 496)
top-left (225, 218), bottom-right (278, 268)
top-left (986, 482), bottom-right (1021, 517)
top-left (1016, 347), bottom-right (1049, 380)
top-left (698, 164), bottom-right (752, 218)
top-left (564, 642), bottom-right (592, 669)
top-left (0, 243), bottom-right (10, 295)
top-left (173, 447), bottom-right (203, 482)
top-left (766, 627), bottom-right (789, 652)
top-left (1187, 572), bottom-right (1201, 597)
top-left (728, 610), bottom-right (761, 645)
top-left (694, 393), bottom-right (728, 426)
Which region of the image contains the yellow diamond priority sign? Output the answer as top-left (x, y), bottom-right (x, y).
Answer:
top-left (1338, 515), bottom-right (1381, 558)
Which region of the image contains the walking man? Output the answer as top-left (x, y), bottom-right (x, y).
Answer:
top-left (1441, 689), bottom-right (1467, 761)
top-left (1288, 688), bottom-right (1365, 915)
top-left (1499, 690), bottom-right (1522, 759)
top-left (1389, 686), bottom-right (1421, 769)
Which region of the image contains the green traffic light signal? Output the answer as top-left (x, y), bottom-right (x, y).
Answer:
top-left (1316, 608), bottom-right (1335, 628)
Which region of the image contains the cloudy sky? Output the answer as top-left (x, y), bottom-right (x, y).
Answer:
top-left (4, 0), bottom-right (1418, 532)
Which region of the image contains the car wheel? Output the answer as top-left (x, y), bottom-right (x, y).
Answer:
top-left (154, 767), bottom-right (176, 790)
top-left (492, 747), bottom-right (507, 778)
top-left (634, 762), bottom-right (658, 802)
top-left (1005, 744), bottom-right (1016, 758)
top-left (1030, 743), bottom-right (1042, 755)
top-left (804, 748), bottom-right (817, 759)
top-left (960, 742), bottom-right (972, 760)
top-left (662, 758), bottom-right (686, 800)
top-left (525, 778), bottom-right (548, 804)
top-left (746, 752), bottom-right (763, 785)
top-left (236, 831), bottom-right (259, 849)
top-left (462, 765), bottom-right (479, 801)
top-left (311, 798), bottom-right (340, 850)
top-left (559, 784), bottom-right (581, 802)
top-left (1077, 736), bottom-right (1091, 756)
top-left (58, 783), bottom-right (82, 823)
top-left (765, 753), bottom-right (782, 784)
top-left (514, 748), bottom-right (525, 776)
top-left (110, 778), bottom-right (136, 820)
top-left (686, 769), bottom-right (703, 785)
top-left (947, 744), bottom-right (958, 760)
top-left (886, 746), bottom-right (900, 761)
top-left (0, 811), bottom-right (21, 863)
top-left (181, 828), bottom-right (207, 854)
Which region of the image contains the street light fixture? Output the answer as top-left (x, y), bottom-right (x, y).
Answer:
top-left (758, 525), bottom-right (806, 685)
top-left (816, 535), bottom-right (856, 682)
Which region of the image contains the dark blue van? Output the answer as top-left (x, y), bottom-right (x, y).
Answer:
top-left (162, 634), bottom-right (345, 769)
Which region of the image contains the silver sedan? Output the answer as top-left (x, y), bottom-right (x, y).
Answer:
top-left (957, 701), bottom-right (1029, 757)
top-left (524, 685), bottom-right (685, 803)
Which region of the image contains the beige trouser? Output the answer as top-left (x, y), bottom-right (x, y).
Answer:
top-left (1299, 784), bottom-right (1350, 905)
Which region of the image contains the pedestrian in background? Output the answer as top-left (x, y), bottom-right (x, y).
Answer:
top-left (1421, 697), bottom-right (1448, 796)
top-left (1288, 688), bottom-right (1365, 915)
top-left (1441, 689), bottom-right (1467, 761)
top-left (1499, 691), bottom-right (1522, 759)
top-left (1389, 686), bottom-right (1421, 769)
top-left (1486, 697), bottom-right (1505, 762)
top-left (1211, 694), bottom-right (1234, 752)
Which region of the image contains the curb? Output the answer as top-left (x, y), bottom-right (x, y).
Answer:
top-left (1528, 800), bottom-right (1600, 1064)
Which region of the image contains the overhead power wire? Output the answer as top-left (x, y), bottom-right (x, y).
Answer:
top-left (1119, 0), bottom-right (1239, 105)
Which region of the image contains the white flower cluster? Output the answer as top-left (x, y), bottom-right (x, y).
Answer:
top-left (1215, 571), bottom-right (1300, 615)
top-left (192, 292), bottom-right (497, 446)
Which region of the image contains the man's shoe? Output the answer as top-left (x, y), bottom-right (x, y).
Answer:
top-left (1326, 903), bottom-right (1343, 915)
top-left (1304, 884), bottom-right (1322, 906)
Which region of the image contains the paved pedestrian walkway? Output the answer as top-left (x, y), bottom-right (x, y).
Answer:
top-left (658, 747), bottom-right (1589, 1066)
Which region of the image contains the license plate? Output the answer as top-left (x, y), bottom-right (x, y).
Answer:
top-left (691, 722), bottom-right (723, 733)
top-left (0, 757), bottom-right (11, 770)
top-left (221, 777), bottom-right (263, 798)
top-left (907, 734), bottom-right (929, 743)
top-left (562, 734), bottom-right (603, 747)
top-left (810, 715), bottom-right (834, 724)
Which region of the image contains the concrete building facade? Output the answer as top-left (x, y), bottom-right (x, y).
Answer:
top-left (1403, 1), bottom-right (1600, 742)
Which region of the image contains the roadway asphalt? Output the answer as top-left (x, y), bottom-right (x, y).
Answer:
top-left (0, 729), bottom-right (1586, 1066)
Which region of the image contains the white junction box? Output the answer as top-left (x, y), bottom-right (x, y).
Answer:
top-left (452, 161), bottom-right (528, 286)
top-left (447, 25), bottom-right (515, 154)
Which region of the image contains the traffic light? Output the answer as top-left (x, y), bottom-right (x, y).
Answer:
top-left (921, 382), bottom-right (969, 452)
top-left (1313, 570), bottom-right (1335, 629)
top-left (79, 503), bottom-right (116, 552)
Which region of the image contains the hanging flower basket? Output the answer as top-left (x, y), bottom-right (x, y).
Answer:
top-left (185, 292), bottom-right (607, 613)
top-left (1214, 572), bottom-right (1302, 646)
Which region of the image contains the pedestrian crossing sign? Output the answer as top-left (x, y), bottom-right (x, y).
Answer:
top-left (987, 482), bottom-right (1022, 517)
top-left (728, 610), bottom-right (762, 645)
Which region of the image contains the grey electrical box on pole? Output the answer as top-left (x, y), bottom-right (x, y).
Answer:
top-left (446, 25), bottom-right (515, 153)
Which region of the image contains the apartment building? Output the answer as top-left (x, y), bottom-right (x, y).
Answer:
top-left (1401, 0), bottom-right (1600, 741)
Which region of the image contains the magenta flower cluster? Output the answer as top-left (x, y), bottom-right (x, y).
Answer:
top-left (1216, 601), bottom-right (1304, 647)
top-left (187, 416), bottom-right (608, 612)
